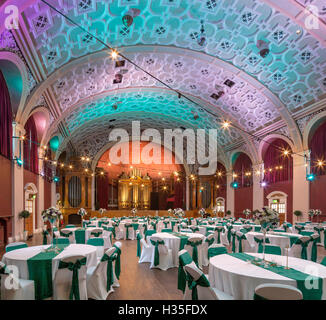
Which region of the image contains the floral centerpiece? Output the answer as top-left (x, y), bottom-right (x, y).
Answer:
top-left (42, 207), bottom-right (63, 249)
top-left (253, 206), bottom-right (279, 260)
top-left (131, 208), bottom-right (137, 216)
top-left (77, 208), bottom-right (87, 226)
top-left (198, 208), bottom-right (206, 218)
top-left (168, 208), bottom-right (174, 216)
top-left (243, 209), bottom-right (251, 218)
top-left (99, 208), bottom-right (106, 216)
top-left (173, 208), bottom-right (185, 218)
top-left (309, 209), bottom-right (322, 222)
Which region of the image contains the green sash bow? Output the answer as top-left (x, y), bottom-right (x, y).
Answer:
top-left (60, 231), bottom-right (72, 238)
top-left (113, 245), bottom-right (121, 279)
top-left (236, 234), bottom-right (247, 253)
top-left (178, 252), bottom-right (193, 292)
top-left (106, 226), bottom-right (116, 239)
top-left (186, 273), bottom-right (210, 300)
top-left (101, 254), bottom-right (114, 292)
top-left (151, 222), bottom-right (157, 231)
top-left (231, 232), bottom-right (236, 253)
top-left (42, 230), bottom-right (49, 245)
top-left (163, 221), bottom-right (170, 228)
top-left (254, 236), bottom-right (270, 252)
top-left (311, 236), bottom-right (320, 262)
top-left (295, 225), bottom-right (304, 233)
top-left (142, 223), bottom-right (148, 234)
top-left (150, 239), bottom-right (165, 266)
top-left (91, 231), bottom-right (103, 237)
top-left (187, 240), bottom-right (202, 266)
top-left (226, 225), bottom-right (233, 243)
top-left (215, 228), bottom-right (223, 244)
top-left (205, 237), bottom-right (214, 247)
top-left (58, 257), bottom-right (87, 300)
top-left (132, 223), bottom-right (139, 231)
top-left (136, 233), bottom-right (142, 257)
top-left (294, 238), bottom-right (309, 260)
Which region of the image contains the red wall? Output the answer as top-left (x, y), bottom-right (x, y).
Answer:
top-left (234, 186), bottom-right (253, 218)
top-left (264, 180), bottom-right (293, 224)
top-left (310, 175), bottom-right (326, 222)
top-left (44, 180), bottom-right (52, 210)
top-left (23, 169), bottom-right (39, 228)
top-left (0, 155), bottom-right (13, 243)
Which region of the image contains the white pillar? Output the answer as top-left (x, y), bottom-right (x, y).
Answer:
top-left (186, 176), bottom-right (190, 211)
top-left (12, 122), bottom-right (25, 241)
top-left (37, 149), bottom-right (45, 232)
top-left (226, 172), bottom-right (234, 216)
top-left (252, 163), bottom-right (264, 211)
top-left (292, 152), bottom-right (310, 221)
top-left (51, 181), bottom-right (56, 207)
top-left (91, 175), bottom-right (95, 210)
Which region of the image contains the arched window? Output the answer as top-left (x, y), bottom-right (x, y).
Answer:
top-left (23, 116), bottom-right (39, 174)
top-left (0, 70), bottom-right (13, 159)
top-left (233, 153), bottom-right (253, 188)
top-left (263, 139), bottom-right (293, 183)
top-left (309, 121), bottom-right (326, 176)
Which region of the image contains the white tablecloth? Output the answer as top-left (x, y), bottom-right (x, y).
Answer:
top-left (148, 232), bottom-right (205, 267)
top-left (209, 252), bottom-right (326, 300)
top-left (2, 244), bottom-right (98, 281)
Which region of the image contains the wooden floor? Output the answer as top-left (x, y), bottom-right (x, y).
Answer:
top-left (1, 233), bottom-right (325, 300)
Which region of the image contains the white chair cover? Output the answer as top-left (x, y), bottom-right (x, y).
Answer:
top-left (183, 264), bottom-right (234, 300)
top-left (86, 247), bottom-right (116, 300)
top-left (235, 231), bottom-right (255, 253)
top-left (184, 236), bottom-right (204, 268)
top-left (288, 236), bottom-right (312, 260)
top-left (254, 283), bottom-right (303, 300)
top-left (139, 238), bottom-right (153, 263)
top-left (53, 255), bottom-right (88, 300)
top-left (202, 234), bottom-right (215, 267)
top-left (149, 236), bottom-right (173, 271)
top-left (60, 229), bottom-right (75, 244)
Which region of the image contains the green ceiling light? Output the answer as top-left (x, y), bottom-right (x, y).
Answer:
top-left (49, 136), bottom-right (60, 151)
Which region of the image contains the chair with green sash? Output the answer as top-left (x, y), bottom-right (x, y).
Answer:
top-left (113, 222), bottom-right (124, 240)
top-left (235, 231), bottom-right (254, 253)
top-left (137, 231), bottom-right (153, 263)
top-left (178, 250), bottom-right (195, 293)
top-left (184, 237), bottom-right (203, 268)
top-left (288, 236), bottom-right (312, 260)
top-left (162, 220), bottom-right (171, 230)
top-left (225, 224), bottom-right (233, 246)
top-left (53, 255), bottom-right (88, 300)
top-left (258, 244), bottom-right (282, 255)
top-left (253, 234), bottom-right (270, 253)
top-left (83, 220), bottom-right (91, 228)
top-left (89, 228), bottom-right (103, 238)
top-left (86, 247), bottom-right (116, 300)
top-left (189, 225), bottom-right (200, 233)
top-left (213, 226), bottom-right (224, 244)
top-left (123, 223), bottom-right (135, 240)
top-left (42, 229), bottom-right (51, 245)
top-left (207, 244), bottom-right (228, 259)
top-left (313, 226), bottom-right (324, 245)
top-left (254, 283), bottom-right (303, 300)
top-left (110, 242), bottom-right (122, 290)
top-left (150, 221), bottom-right (158, 232)
top-left (282, 222), bottom-right (292, 232)
top-left (183, 264), bottom-right (234, 300)
top-left (294, 225), bottom-right (305, 234)
top-left (230, 229), bottom-right (237, 253)
top-left (149, 236), bottom-right (173, 271)
top-left (202, 234), bottom-right (215, 266)
top-left (5, 242), bottom-right (28, 253)
top-left (309, 233), bottom-right (320, 262)
top-left (145, 230), bottom-right (156, 243)
top-left (0, 261), bottom-right (35, 300)
top-left (60, 229), bottom-right (74, 243)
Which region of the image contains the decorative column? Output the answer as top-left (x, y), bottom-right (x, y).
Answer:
top-left (91, 175), bottom-right (95, 210)
top-left (226, 171), bottom-right (235, 216)
top-left (186, 176), bottom-right (190, 211)
top-left (210, 178), bottom-right (214, 209)
top-left (12, 122), bottom-right (25, 240)
top-left (192, 180), bottom-right (196, 209)
top-left (252, 163), bottom-right (264, 211)
top-left (292, 152), bottom-right (310, 221)
top-left (37, 148), bottom-right (45, 232)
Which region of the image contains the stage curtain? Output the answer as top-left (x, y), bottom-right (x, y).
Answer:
top-left (263, 139), bottom-right (293, 183)
top-left (97, 174), bottom-right (109, 209)
top-left (0, 70), bottom-right (13, 159)
top-left (23, 116), bottom-right (39, 174)
top-left (310, 121), bottom-right (326, 176)
top-left (233, 153), bottom-right (253, 188)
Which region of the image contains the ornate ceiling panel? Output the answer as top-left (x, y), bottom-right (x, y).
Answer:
top-left (51, 48), bottom-right (281, 132)
top-left (22, 0), bottom-right (326, 115)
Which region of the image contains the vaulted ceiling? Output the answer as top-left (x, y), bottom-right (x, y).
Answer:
top-left (2, 0), bottom-right (326, 165)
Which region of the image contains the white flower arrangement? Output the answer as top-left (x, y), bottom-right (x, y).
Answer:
top-left (253, 206), bottom-right (279, 230)
top-left (198, 208), bottom-right (206, 217)
top-left (131, 208), bottom-right (137, 216)
top-left (77, 208), bottom-right (87, 217)
top-left (42, 207), bottom-right (63, 223)
top-left (168, 208), bottom-right (174, 216)
top-left (309, 209), bottom-right (322, 216)
top-left (99, 208), bottom-right (106, 215)
top-left (243, 209), bottom-right (251, 217)
top-left (173, 208), bottom-right (185, 218)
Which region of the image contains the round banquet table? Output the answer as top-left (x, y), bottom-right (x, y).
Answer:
top-left (2, 244), bottom-right (98, 299)
top-left (246, 231), bottom-right (303, 250)
top-left (208, 252), bottom-right (326, 300)
top-left (148, 232), bottom-right (205, 267)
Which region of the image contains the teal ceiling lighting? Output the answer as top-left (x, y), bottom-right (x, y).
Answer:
top-left (49, 136), bottom-right (60, 151)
